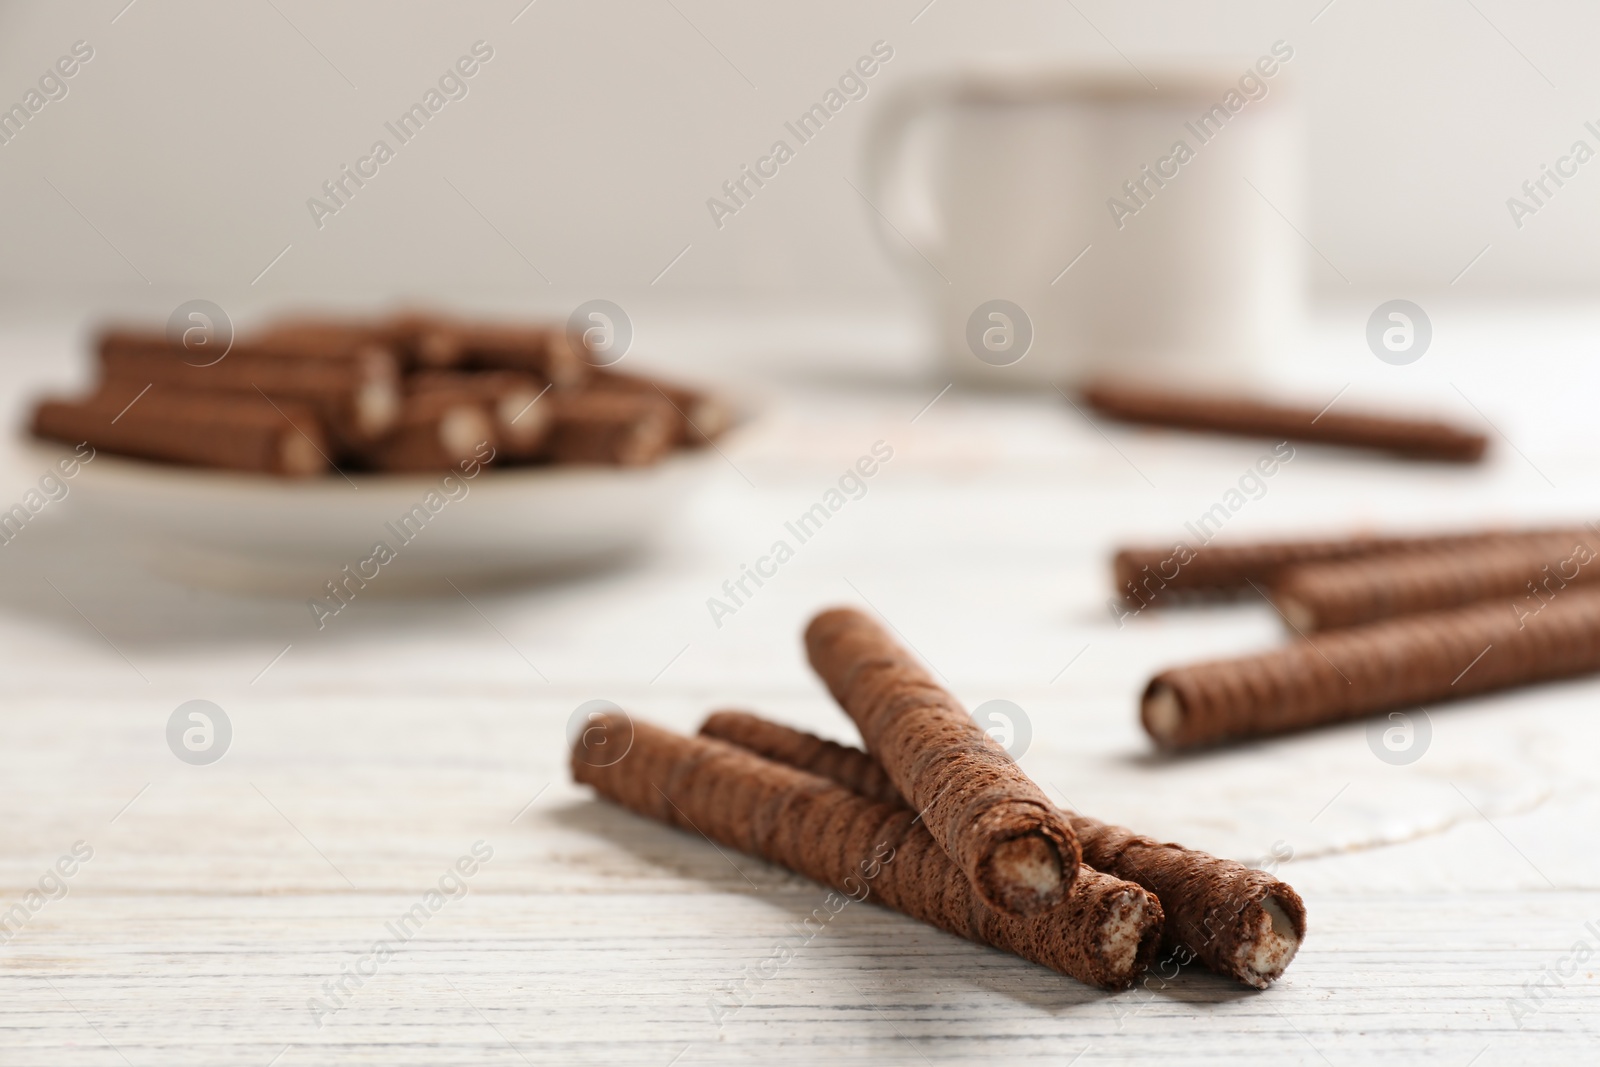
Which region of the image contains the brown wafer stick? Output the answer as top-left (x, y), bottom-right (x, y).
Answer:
top-left (1273, 532), bottom-right (1600, 631)
top-left (804, 607), bottom-right (1080, 918)
top-left (411, 320), bottom-right (589, 387)
top-left (1113, 526), bottom-right (1591, 608)
top-left (1082, 378), bottom-right (1488, 462)
top-left (588, 368), bottom-right (733, 446)
top-left (700, 710), bottom-right (1306, 988)
top-left (408, 371), bottom-right (550, 459)
top-left (701, 709), bottom-right (902, 805)
top-left (255, 312), bottom-right (440, 369)
top-left (98, 330), bottom-right (401, 446)
top-left (31, 386), bottom-right (328, 477)
top-left (1144, 584), bottom-right (1600, 749)
top-left (573, 715), bottom-right (1163, 990)
top-left (356, 391), bottom-right (496, 473)
top-left (544, 392), bottom-right (676, 467)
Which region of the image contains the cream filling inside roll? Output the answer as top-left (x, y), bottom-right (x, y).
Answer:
top-left (356, 380), bottom-right (401, 437)
top-left (1099, 887), bottom-right (1158, 979)
top-left (498, 391), bottom-right (547, 448)
top-left (1143, 683), bottom-right (1183, 745)
top-left (1276, 595), bottom-right (1318, 634)
top-left (1232, 895), bottom-right (1302, 989)
top-left (439, 407), bottom-right (492, 461)
top-left (278, 430), bottom-right (325, 476)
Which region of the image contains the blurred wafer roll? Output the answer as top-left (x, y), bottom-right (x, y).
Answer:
top-left (410, 320), bottom-right (589, 387)
top-left (252, 318), bottom-right (394, 350)
top-left (1113, 526), bottom-right (1593, 607)
top-left (358, 391), bottom-right (495, 473)
top-left (1273, 532), bottom-right (1600, 631)
top-left (699, 710), bottom-right (1306, 989)
top-left (1142, 586), bottom-right (1600, 749)
top-left (98, 330), bottom-right (401, 446)
top-left (31, 386), bottom-right (328, 477)
top-left (588, 368), bottom-right (732, 446)
top-left (1082, 378), bottom-right (1488, 462)
top-left (408, 371), bottom-right (550, 459)
top-left (544, 392), bottom-right (675, 467)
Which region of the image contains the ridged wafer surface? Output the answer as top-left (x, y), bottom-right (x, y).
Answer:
top-left (1144, 585), bottom-right (1600, 748)
top-left (804, 608), bottom-right (1079, 918)
top-left (574, 715), bottom-right (1162, 990)
top-left (700, 710), bottom-right (1305, 988)
top-left (1273, 533), bottom-right (1600, 630)
top-left (1113, 526), bottom-right (1591, 606)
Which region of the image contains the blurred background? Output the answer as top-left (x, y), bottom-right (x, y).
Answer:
top-left (3, 0), bottom-right (1598, 336)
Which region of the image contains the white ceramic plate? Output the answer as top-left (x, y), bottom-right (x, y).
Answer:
top-left (38, 443), bottom-right (721, 595)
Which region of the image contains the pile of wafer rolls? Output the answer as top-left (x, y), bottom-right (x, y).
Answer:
top-left (1118, 523), bottom-right (1600, 749)
top-left (29, 312), bottom-right (731, 477)
top-left (1081, 378), bottom-right (1488, 463)
top-left (571, 607), bottom-right (1307, 992)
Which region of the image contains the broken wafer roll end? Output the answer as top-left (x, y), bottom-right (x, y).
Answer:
top-left (804, 604), bottom-right (1082, 918)
top-left (357, 392), bottom-right (497, 473)
top-left (1140, 679), bottom-right (1191, 749)
top-left (1272, 592), bottom-right (1320, 634)
top-left (974, 813), bottom-right (1081, 918)
top-left (1232, 885), bottom-right (1306, 989)
top-left (1072, 873), bottom-right (1165, 990)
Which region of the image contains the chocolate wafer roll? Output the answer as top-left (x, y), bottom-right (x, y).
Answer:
top-left (1144, 585), bottom-right (1600, 749)
top-left (252, 318), bottom-right (393, 350)
top-left (255, 312), bottom-right (438, 365)
top-left (98, 330), bottom-right (401, 446)
top-left (357, 391), bottom-right (495, 473)
top-left (700, 710), bottom-right (1305, 988)
top-left (411, 321), bottom-right (588, 387)
top-left (1082, 378), bottom-right (1487, 462)
top-left (574, 715), bottom-right (1163, 990)
top-left (701, 709), bottom-right (902, 805)
top-left (544, 392), bottom-right (676, 467)
top-left (1114, 526), bottom-right (1591, 607)
top-left (408, 371), bottom-right (550, 459)
top-left (1273, 533), bottom-right (1600, 631)
top-left (588, 368), bottom-right (733, 446)
top-left (804, 608), bottom-right (1080, 918)
top-left (31, 386), bottom-right (327, 477)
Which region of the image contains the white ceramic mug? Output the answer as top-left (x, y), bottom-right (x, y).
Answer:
top-left (861, 58), bottom-right (1305, 387)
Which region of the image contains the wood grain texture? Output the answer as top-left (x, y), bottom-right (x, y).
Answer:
top-left (1, 337), bottom-right (1598, 1064)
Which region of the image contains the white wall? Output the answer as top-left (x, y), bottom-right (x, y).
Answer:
top-left (1, 0), bottom-right (1597, 328)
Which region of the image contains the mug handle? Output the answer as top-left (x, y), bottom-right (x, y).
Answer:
top-left (859, 82), bottom-right (952, 277)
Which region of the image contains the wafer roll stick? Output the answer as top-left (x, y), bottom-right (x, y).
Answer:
top-left (31, 387), bottom-right (328, 477)
top-left (700, 710), bottom-right (1306, 988)
top-left (1272, 533), bottom-right (1600, 630)
top-left (1113, 526), bottom-right (1591, 607)
top-left (573, 715), bottom-right (1163, 990)
top-left (98, 330), bottom-right (401, 445)
top-left (408, 371), bottom-right (550, 459)
top-left (588, 368), bottom-right (733, 446)
top-left (411, 321), bottom-right (589, 387)
top-left (701, 709), bottom-right (902, 805)
top-left (357, 392), bottom-right (496, 473)
top-left (1144, 585), bottom-right (1600, 749)
top-left (804, 608), bottom-right (1080, 918)
top-left (1082, 378), bottom-right (1488, 462)
top-left (544, 392), bottom-right (676, 467)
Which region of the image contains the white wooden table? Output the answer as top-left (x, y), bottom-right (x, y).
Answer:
top-left (1, 308), bottom-right (1597, 1064)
